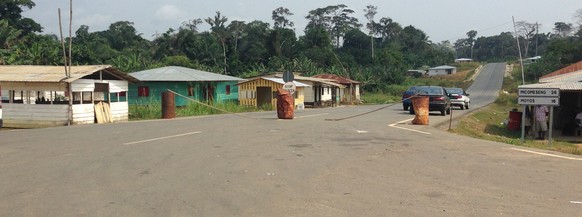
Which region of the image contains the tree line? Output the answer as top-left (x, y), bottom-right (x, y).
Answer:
top-left (1, 1), bottom-right (582, 91)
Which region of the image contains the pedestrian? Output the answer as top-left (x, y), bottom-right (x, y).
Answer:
top-left (534, 105), bottom-right (549, 140)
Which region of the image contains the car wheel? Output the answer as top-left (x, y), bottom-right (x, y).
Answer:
top-left (409, 106), bottom-right (415, 114)
top-left (460, 105), bottom-right (465, 110)
top-left (403, 105), bottom-right (409, 111)
top-left (465, 102), bottom-right (469, 109)
top-left (446, 107), bottom-right (451, 115)
top-left (441, 108), bottom-right (446, 116)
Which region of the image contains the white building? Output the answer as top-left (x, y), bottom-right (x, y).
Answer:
top-left (427, 65), bottom-right (457, 76)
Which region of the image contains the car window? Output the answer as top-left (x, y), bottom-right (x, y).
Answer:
top-left (446, 88), bottom-right (463, 94)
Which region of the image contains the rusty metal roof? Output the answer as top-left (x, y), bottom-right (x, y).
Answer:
top-left (540, 69), bottom-right (582, 83)
top-left (312, 74), bottom-right (360, 84)
top-left (519, 82), bottom-right (582, 91)
top-left (0, 65), bottom-right (139, 83)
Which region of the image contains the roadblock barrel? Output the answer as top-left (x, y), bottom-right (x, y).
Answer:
top-left (411, 96), bottom-right (429, 125)
top-left (508, 110), bottom-right (522, 131)
top-left (276, 89), bottom-right (294, 119)
top-left (162, 91), bottom-right (176, 119)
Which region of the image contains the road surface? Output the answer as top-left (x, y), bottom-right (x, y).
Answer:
top-left (1, 63), bottom-right (581, 217)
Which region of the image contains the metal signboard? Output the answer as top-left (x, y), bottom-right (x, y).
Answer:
top-left (518, 97), bottom-right (560, 106)
top-left (282, 82), bottom-right (296, 94)
top-left (518, 88), bottom-right (560, 97)
top-left (282, 71), bottom-right (294, 83)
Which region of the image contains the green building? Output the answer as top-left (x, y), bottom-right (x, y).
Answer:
top-left (129, 66), bottom-right (245, 106)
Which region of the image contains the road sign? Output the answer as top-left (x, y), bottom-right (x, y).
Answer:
top-left (518, 88), bottom-right (560, 97)
top-left (518, 97), bottom-right (560, 106)
top-left (282, 71), bottom-right (294, 83)
top-left (282, 82), bottom-right (296, 94)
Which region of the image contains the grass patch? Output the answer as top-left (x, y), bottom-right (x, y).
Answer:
top-left (129, 101), bottom-right (264, 120)
top-left (452, 103), bottom-right (582, 155)
top-left (361, 92), bottom-right (401, 104)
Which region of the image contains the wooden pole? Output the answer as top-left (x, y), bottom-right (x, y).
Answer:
top-left (58, 9), bottom-right (68, 77)
top-left (68, 0), bottom-right (73, 76)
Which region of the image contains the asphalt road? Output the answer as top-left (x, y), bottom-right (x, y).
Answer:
top-left (1, 63), bottom-right (582, 217)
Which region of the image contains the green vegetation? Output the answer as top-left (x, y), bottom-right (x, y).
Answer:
top-left (129, 101), bottom-right (261, 120)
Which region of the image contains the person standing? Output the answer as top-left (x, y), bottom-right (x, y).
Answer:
top-left (534, 105), bottom-right (549, 140)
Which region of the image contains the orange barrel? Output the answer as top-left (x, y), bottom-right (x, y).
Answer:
top-left (276, 89), bottom-right (294, 119)
top-left (161, 91), bottom-right (176, 119)
top-left (508, 111), bottom-right (522, 131)
top-left (411, 96), bottom-right (429, 125)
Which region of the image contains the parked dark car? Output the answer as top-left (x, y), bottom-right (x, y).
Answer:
top-left (401, 86), bottom-right (418, 110)
top-left (409, 86), bottom-right (451, 116)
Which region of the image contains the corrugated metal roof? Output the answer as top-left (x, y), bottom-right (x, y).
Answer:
top-left (540, 69), bottom-right (582, 83)
top-left (312, 74), bottom-right (360, 84)
top-left (130, 66), bottom-right (245, 82)
top-left (0, 65), bottom-right (138, 83)
top-left (429, 65), bottom-right (456, 70)
top-left (261, 77), bottom-right (310, 87)
top-left (237, 77), bottom-right (310, 87)
top-left (519, 82), bottom-right (582, 91)
top-left (540, 60), bottom-right (582, 79)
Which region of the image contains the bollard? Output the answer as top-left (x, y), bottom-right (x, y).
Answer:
top-left (411, 96), bottom-right (429, 125)
top-left (161, 91), bottom-right (176, 119)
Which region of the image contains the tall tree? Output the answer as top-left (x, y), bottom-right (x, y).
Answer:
top-left (0, 0), bottom-right (41, 35)
top-left (515, 21), bottom-right (539, 57)
top-left (553, 22), bottom-right (573, 38)
top-left (272, 7), bottom-right (294, 29)
top-left (205, 11), bottom-right (229, 74)
top-left (181, 18), bottom-right (203, 33)
top-left (363, 5), bottom-right (378, 59)
top-left (329, 4), bottom-right (361, 48)
top-left (466, 30), bottom-right (477, 59)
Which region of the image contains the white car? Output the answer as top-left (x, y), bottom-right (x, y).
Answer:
top-left (445, 88), bottom-right (470, 110)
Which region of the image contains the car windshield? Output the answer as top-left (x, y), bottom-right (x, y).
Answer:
top-left (446, 88), bottom-right (463, 94)
top-left (416, 86), bottom-right (443, 95)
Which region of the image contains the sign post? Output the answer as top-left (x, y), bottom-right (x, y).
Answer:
top-left (282, 82), bottom-right (296, 95)
top-left (518, 88), bottom-right (560, 145)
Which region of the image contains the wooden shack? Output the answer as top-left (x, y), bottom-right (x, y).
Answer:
top-left (238, 77), bottom-right (309, 108)
top-left (0, 65), bottom-right (138, 128)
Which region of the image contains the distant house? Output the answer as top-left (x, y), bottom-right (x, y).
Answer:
top-left (427, 65), bottom-right (457, 76)
top-left (129, 66), bottom-right (245, 106)
top-left (237, 77), bottom-right (309, 108)
top-left (312, 74), bottom-right (361, 104)
top-left (292, 76), bottom-right (345, 107)
top-left (0, 65), bottom-right (138, 128)
top-left (524, 56), bottom-right (542, 65)
top-left (455, 58), bottom-right (473, 63)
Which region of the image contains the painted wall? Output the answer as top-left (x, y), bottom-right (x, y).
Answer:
top-left (128, 81), bottom-right (239, 106)
top-left (238, 78), bottom-right (305, 108)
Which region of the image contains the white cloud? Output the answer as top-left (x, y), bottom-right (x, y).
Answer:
top-left (155, 5), bottom-right (187, 21)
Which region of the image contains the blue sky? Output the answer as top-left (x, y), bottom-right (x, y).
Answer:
top-left (23, 0), bottom-right (582, 43)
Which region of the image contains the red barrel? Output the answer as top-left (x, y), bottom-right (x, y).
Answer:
top-left (162, 91), bottom-right (176, 119)
top-left (508, 111), bottom-right (522, 131)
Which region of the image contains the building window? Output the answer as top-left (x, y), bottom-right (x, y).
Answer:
top-left (138, 86), bottom-right (149, 97)
top-left (119, 91), bottom-right (126, 97)
top-left (226, 85), bottom-right (231, 95)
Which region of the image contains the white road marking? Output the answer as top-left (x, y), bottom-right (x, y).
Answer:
top-left (388, 118), bottom-right (432, 135)
top-left (123, 131), bottom-right (202, 145)
top-left (570, 201), bottom-right (582, 204)
top-left (509, 148), bottom-right (582, 161)
top-left (294, 113), bottom-right (329, 119)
